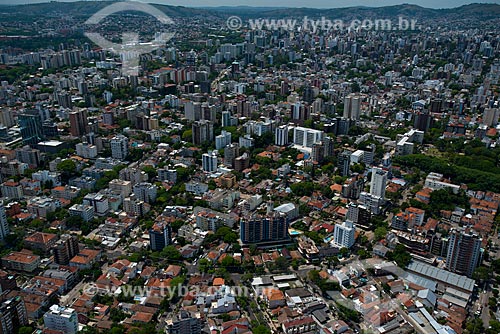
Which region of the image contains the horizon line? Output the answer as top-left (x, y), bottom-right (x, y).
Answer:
top-left (0, 0), bottom-right (499, 10)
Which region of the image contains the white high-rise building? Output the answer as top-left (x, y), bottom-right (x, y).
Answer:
top-left (333, 220), bottom-right (356, 249)
top-left (275, 125), bottom-right (289, 146)
top-left (184, 101), bottom-right (201, 121)
top-left (215, 130), bottom-right (232, 150)
top-left (202, 151), bottom-right (218, 172)
top-left (133, 182), bottom-right (157, 203)
top-left (0, 204), bottom-right (9, 241)
top-left (370, 167), bottom-right (387, 199)
top-left (43, 305), bottom-right (78, 334)
top-left (110, 135), bottom-right (128, 160)
top-left (343, 94), bottom-right (361, 120)
top-left (69, 204), bottom-right (94, 222)
top-left (75, 142), bottom-right (98, 159)
top-left (83, 193), bottom-right (109, 216)
top-left (293, 127), bottom-right (324, 148)
top-left (239, 134), bottom-right (254, 148)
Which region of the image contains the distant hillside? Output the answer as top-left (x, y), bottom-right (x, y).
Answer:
top-left (228, 3), bottom-right (500, 20)
top-left (0, 1), bottom-right (499, 21)
top-left (443, 3), bottom-right (500, 19)
top-left (0, 1), bottom-right (219, 18)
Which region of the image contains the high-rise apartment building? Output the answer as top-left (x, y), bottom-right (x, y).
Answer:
top-left (223, 144), bottom-right (239, 168)
top-left (215, 130), bottom-right (231, 150)
top-left (0, 295), bottom-right (28, 334)
top-left (18, 110), bottom-right (44, 145)
top-left (293, 127), bottom-right (324, 148)
top-left (446, 228), bottom-right (482, 278)
top-left (370, 167), bottom-right (388, 199)
top-left (483, 107), bottom-right (500, 127)
top-left (275, 125), bottom-right (289, 146)
top-left (343, 94), bottom-right (361, 120)
top-left (333, 220), bottom-right (356, 249)
top-left (192, 120), bottom-right (214, 145)
top-left (0, 204), bottom-right (10, 242)
top-left (133, 182), bottom-right (157, 204)
top-left (202, 151), bottom-right (218, 173)
top-left (69, 109), bottom-right (89, 137)
top-left (338, 151), bottom-right (351, 177)
top-left (167, 310), bottom-right (201, 334)
top-left (15, 145), bottom-right (41, 168)
top-left (110, 135), bottom-right (129, 160)
top-left (43, 305), bottom-right (78, 334)
top-left (149, 222), bottom-right (172, 251)
top-left (240, 212), bottom-right (289, 245)
top-left (52, 234), bottom-right (80, 265)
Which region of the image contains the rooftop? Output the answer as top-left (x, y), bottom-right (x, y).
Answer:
top-left (406, 261), bottom-right (474, 292)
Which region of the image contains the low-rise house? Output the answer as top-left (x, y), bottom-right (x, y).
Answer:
top-left (24, 232), bottom-right (58, 254)
top-left (2, 250), bottom-right (40, 272)
top-left (262, 288), bottom-right (286, 309)
top-left (282, 316), bottom-right (316, 334)
top-left (69, 249), bottom-right (101, 270)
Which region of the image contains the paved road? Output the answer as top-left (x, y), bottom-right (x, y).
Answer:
top-left (60, 280), bottom-right (88, 306)
top-left (480, 289), bottom-right (492, 327)
top-left (211, 68), bottom-right (230, 92)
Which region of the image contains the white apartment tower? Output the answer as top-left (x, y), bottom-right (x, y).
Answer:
top-left (293, 127), bottom-right (324, 148)
top-left (370, 167), bottom-right (388, 199)
top-left (275, 125), bottom-right (289, 146)
top-left (202, 151), bottom-right (218, 173)
top-left (43, 305), bottom-right (78, 334)
top-left (0, 204), bottom-right (9, 241)
top-left (215, 130), bottom-right (232, 150)
top-left (333, 220), bottom-right (356, 249)
top-left (110, 135), bottom-right (128, 160)
top-left (343, 94), bottom-right (361, 120)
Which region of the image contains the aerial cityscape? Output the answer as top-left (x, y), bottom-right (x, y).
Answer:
top-left (0, 1), bottom-right (499, 333)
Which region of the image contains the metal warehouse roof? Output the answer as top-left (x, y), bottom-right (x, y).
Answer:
top-left (407, 261), bottom-right (474, 292)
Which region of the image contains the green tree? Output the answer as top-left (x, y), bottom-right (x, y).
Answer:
top-left (170, 220), bottom-right (184, 232)
top-left (80, 327), bottom-right (99, 334)
top-left (57, 159), bottom-right (76, 173)
top-left (161, 245), bottom-right (181, 261)
top-left (357, 249), bottom-right (370, 259)
top-left (221, 256), bottom-right (236, 268)
top-left (275, 256), bottom-right (289, 271)
top-left (57, 159), bottom-right (77, 182)
top-left (290, 182), bottom-right (314, 196)
top-left (18, 327), bottom-right (34, 334)
top-left (142, 166), bottom-right (157, 180)
top-left (215, 226), bottom-right (238, 243)
top-left (336, 301), bottom-right (361, 323)
top-left (473, 266), bottom-right (490, 281)
top-left (253, 325), bottom-right (271, 334)
top-left (66, 215), bottom-right (84, 228)
top-left (182, 129), bottom-right (192, 142)
top-left (387, 244), bottom-right (411, 268)
top-left (466, 318), bottom-right (485, 334)
top-left (198, 258), bottom-right (212, 273)
top-left (374, 227), bottom-right (388, 241)
top-left (109, 308), bottom-right (127, 322)
top-left (339, 247), bottom-right (349, 257)
top-left (487, 320), bottom-right (500, 334)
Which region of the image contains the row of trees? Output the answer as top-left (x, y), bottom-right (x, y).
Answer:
top-left (395, 154), bottom-right (500, 192)
top-left (409, 188), bottom-right (470, 218)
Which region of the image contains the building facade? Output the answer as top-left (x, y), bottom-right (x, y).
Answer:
top-left (43, 305), bottom-right (78, 334)
top-left (240, 212), bottom-right (289, 245)
top-left (446, 229), bottom-right (482, 278)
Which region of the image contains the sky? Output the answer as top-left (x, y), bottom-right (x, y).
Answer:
top-left (1, 0), bottom-right (500, 8)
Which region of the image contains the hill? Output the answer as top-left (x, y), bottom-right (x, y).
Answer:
top-left (0, 1), bottom-right (499, 22)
